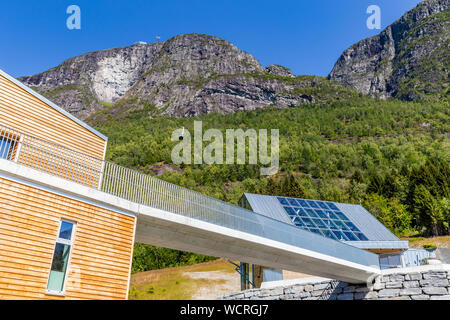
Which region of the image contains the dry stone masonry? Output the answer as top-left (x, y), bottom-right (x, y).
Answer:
top-left (222, 265), bottom-right (450, 300)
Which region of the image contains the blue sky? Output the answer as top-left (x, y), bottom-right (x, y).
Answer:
top-left (1, 0), bottom-right (421, 78)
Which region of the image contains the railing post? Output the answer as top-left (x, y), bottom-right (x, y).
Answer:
top-left (14, 136), bottom-right (24, 163)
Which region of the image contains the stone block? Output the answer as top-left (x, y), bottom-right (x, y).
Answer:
top-left (405, 273), bottom-right (422, 281)
top-left (304, 285), bottom-right (314, 292)
top-left (337, 293), bottom-right (353, 300)
top-left (403, 281), bottom-right (419, 288)
top-left (385, 281), bottom-right (403, 289)
top-left (419, 279), bottom-right (449, 287)
top-left (312, 290), bottom-right (325, 297)
top-left (294, 291), bottom-right (311, 299)
top-left (313, 283), bottom-right (330, 291)
top-left (363, 291), bottom-right (378, 300)
top-left (422, 287), bottom-right (448, 295)
top-left (400, 288), bottom-right (422, 296)
top-left (430, 295), bottom-right (450, 300)
top-left (411, 295), bottom-right (430, 300)
top-left (378, 289), bottom-right (400, 298)
top-left (355, 287), bottom-right (370, 293)
top-left (422, 272), bottom-right (447, 280)
top-left (389, 274), bottom-right (405, 282)
top-left (389, 296), bottom-right (411, 300)
top-left (373, 281), bottom-right (385, 290)
top-left (380, 276), bottom-right (390, 283)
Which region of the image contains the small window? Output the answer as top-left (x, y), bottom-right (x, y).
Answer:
top-left (47, 220), bottom-right (76, 295)
top-left (0, 136), bottom-right (16, 160)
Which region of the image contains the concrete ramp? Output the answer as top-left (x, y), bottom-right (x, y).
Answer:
top-left (135, 204), bottom-right (381, 284)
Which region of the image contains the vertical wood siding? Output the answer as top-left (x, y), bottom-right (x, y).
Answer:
top-left (0, 74), bottom-right (106, 160)
top-left (0, 177), bottom-right (135, 300)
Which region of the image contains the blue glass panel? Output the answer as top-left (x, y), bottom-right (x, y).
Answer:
top-left (354, 233), bottom-right (368, 241)
top-left (324, 230), bottom-right (338, 240)
top-left (344, 221), bottom-right (360, 232)
top-left (317, 201), bottom-right (328, 209)
top-left (306, 200), bottom-right (319, 208)
top-left (332, 230), bottom-right (348, 241)
top-left (307, 209), bottom-right (319, 218)
top-left (326, 202), bottom-right (339, 211)
top-left (334, 211), bottom-right (350, 221)
top-left (287, 198), bottom-right (298, 206)
top-left (59, 221), bottom-right (74, 240)
top-left (293, 217), bottom-right (304, 227)
top-left (284, 206), bottom-right (296, 216)
top-left (328, 220), bottom-right (338, 230)
top-left (318, 229), bottom-right (328, 237)
top-left (312, 218), bottom-right (326, 228)
top-left (314, 209), bottom-right (327, 219)
top-left (294, 207), bottom-right (307, 217)
top-left (344, 231), bottom-right (358, 241)
top-left (305, 208), bottom-right (316, 217)
top-left (277, 197), bottom-right (289, 205)
top-left (298, 199), bottom-right (309, 207)
top-left (333, 220), bottom-right (350, 231)
top-left (327, 211), bottom-right (339, 220)
top-left (301, 217), bottom-right (316, 228)
top-left (0, 139), bottom-right (12, 160)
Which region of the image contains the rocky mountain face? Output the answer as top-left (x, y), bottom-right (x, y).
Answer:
top-left (329, 0), bottom-right (449, 100)
top-left (19, 34), bottom-right (356, 121)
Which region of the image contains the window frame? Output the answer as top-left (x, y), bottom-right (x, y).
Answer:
top-left (45, 219), bottom-right (77, 296)
top-left (0, 135), bottom-right (18, 161)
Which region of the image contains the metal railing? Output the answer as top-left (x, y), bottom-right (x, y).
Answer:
top-left (0, 123), bottom-right (380, 269)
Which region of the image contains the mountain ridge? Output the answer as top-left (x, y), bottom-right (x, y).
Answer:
top-left (329, 0), bottom-right (449, 100)
top-left (18, 0), bottom-right (449, 121)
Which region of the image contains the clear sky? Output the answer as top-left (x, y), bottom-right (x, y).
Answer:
top-left (0, 0), bottom-right (422, 78)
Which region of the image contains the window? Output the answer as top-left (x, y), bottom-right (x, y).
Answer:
top-left (0, 136), bottom-right (16, 160)
top-left (47, 220), bottom-right (76, 295)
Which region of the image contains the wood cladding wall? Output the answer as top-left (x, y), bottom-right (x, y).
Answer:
top-left (0, 176), bottom-right (136, 300)
top-left (0, 74), bottom-right (106, 160)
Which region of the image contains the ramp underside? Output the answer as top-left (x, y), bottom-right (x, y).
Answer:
top-left (136, 212), bottom-right (380, 284)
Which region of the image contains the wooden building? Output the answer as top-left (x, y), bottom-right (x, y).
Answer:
top-left (0, 69), bottom-right (136, 300)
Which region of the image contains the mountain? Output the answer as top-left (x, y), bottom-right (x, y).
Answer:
top-left (19, 34), bottom-right (358, 121)
top-left (329, 0), bottom-right (449, 101)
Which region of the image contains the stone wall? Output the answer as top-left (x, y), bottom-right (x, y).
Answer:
top-left (221, 265), bottom-right (450, 300)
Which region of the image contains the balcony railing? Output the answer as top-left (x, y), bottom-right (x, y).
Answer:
top-left (0, 123), bottom-right (380, 269)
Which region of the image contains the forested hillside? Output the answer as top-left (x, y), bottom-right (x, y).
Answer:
top-left (89, 88), bottom-right (449, 272)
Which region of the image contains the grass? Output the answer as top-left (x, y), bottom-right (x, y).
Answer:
top-left (400, 235), bottom-right (450, 249)
top-left (128, 258), bottom-right (238, 300)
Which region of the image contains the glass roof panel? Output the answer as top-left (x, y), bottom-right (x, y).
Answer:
top-left (306, 200), bottom-right (319, 208)
top-left (278, 197), bottom-right (369, 241)
top-left (294, 207), bottom-right (307, 217)
top-left (301, 217), bottom-right (316, 228)
top-left (326, 202), bottom-right (339, 211)
top-left (317, 202), bottom-right (329, 209)
top-left (284, 206), bottom-right (296, 216)
top-left (354, 232), bottom-right (368, 241)
top-left (332, 230), bottom-right (348, 241)
top-left (312, 218), bottom-right (326, 228)
top-left (344, 231), bottom-right (358, 241)
top-left (344, 221), bottom-right (360, 232)
top-left (327, 211), bottom-right (339, 220)
top-left (314, 209), bottom-right (328, 219)
top-left (298, 199), bottom-right (309, 207)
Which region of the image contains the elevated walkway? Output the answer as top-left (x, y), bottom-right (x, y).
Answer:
top-left (0, 124), bottom-right (381, 283)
